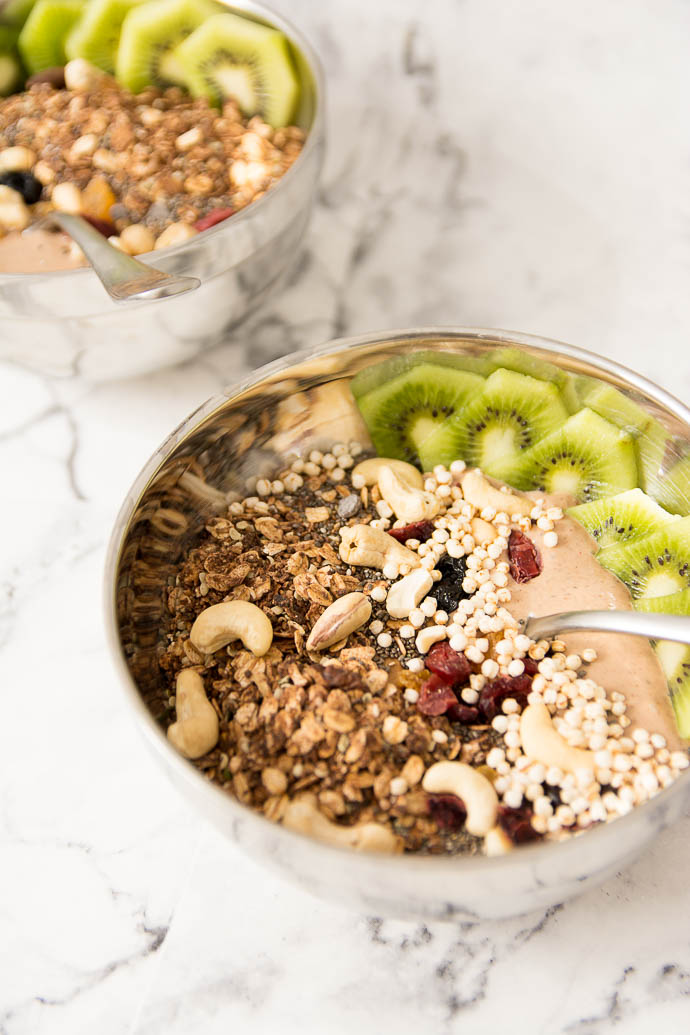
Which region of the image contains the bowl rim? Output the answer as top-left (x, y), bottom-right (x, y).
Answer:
top-left (104, 326), bottom-right (690, 873)
top-left (0, 0), bottom-right (325, 286)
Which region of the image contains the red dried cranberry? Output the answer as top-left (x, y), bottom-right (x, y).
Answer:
top-left (194, 207), bottom-right (234, 232)
top-left (523, 657), bottom-right (539, 676)
top-left (388, 520), bottom-right (434, 544)
top-left (428, 793), bottom-right (467, 830)
top-left (478, 673), bottom-right (533, 720)
top-left (417, 675), bottom-right (459, 716)
top-left (82, 214), bottom-right (116, 237)
top-left (425, 642), bottom-right (471, 685)
top-left (497, 804), bottom-right (542, 844)
top-left (446, 702), bottom-right (481, 724)
top-left (508, 529), bottom-right (542, 583)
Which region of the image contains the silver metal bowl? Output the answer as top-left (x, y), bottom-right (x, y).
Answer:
top-left (0, 1), bottom-right (325, 380)
top-left (105, 328), bottom-right (690, 921)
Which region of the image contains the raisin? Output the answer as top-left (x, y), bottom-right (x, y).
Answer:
top-left (433, 553), bottom-right (470, 612)
top-left (425, 642), bottom-right (471, 685)
top-left (446, 702), bottom-right (481, 724)
top-left (417, 675), bottom-right (459, 716)
top-left (508, 529), bottom-right (542, 584)
top-left (428, 793), bottom-right (467, 830)
top-left (497, 804), bottom-right (542, 844)
top-left (387, 520), bottom-right (434, 543)
top-left (194, 207), bottom-right (234, 232)
top-left (0, 171), bottom-right (42, 205)
top-left (523, 657), bottom-right (539, 676)
top-left (478, 673), bottom-right (533, 720)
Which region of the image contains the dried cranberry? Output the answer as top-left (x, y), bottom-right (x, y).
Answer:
top-left (425, 642), bottom-right (471, 685)
top-left (508, 529), bottom-right (542, 583)
top-left (82, 214), bottom-right (116, 237)
top-left (428, 793), bottom-right (467, 830)
top-left (446, 702), bottom-right (481, 724)
top-left (478, 673), bottom-right (533, 720)
top-left (194, 207), bottom-right (234, 232)
top-left (387, 520), bottom-right (434, 543)
top-left (417, 675), bottom-right (459, 716)
top-left (497, 804), bottom-right (542, 844)
top-left (523, 657), bottom-right (539, 676)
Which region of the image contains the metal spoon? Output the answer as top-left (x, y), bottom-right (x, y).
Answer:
top-left (523, 610), bottom-right (690, 645)
top-left (34, 212), bottom-right (200, 302)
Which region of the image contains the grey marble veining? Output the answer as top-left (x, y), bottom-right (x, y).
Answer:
top-left (1, 0), bottom-right (689, 1032)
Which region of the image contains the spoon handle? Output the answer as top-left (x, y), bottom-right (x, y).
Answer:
top-left (523, 610), bottom-right (690, 646)
top-left (50, 212), bottom-right (200, 302)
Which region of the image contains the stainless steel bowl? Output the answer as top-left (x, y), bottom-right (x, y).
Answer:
top-left (105, 328), bottom-right (690, 921)
top-left (0, 1), bottom-right (324, 380)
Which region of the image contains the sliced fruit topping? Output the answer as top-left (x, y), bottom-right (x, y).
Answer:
top-left (173, 10), bottom-right (298, 126)
top-left (66, 0), bottom-right (143, 74)
top-left (597, 516), bottom-right (690, 600)
top-left (0, 51), bottom-right (22, 93)
top-left (507, 529), bottom-right (541, 583)
top-left (350, 350), bottom-right (488, 403)
top-left (419, 368), bottom-right (569, 475)
top-left (508, 407), bottom-right (638, 501)
top-left (18, 0), bottom-right (85, 74)
top-left (654, 454), bottom-right (690, 517)
top-left (577, 381), bottom-right (652, 436)
top-left (653, 641), bottom-right (690, 739)
top-left (485, 346), bottom-right (580, 413)
top-left (567, 487), bottom-right (678, 551)
top-left (634, 589), bottom-right (690, 616)
top-left (355, 362), bottom-right (483, 468)
top-left (425, 642), bottom-right (471, 684)
top-left (116, 0), bottom-right (217, 93)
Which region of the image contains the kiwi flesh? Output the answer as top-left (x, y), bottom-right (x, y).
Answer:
top-left (116, 0), bottom-right (218, 93)
top-left (355, 362), bottom-right (484, 469)
top-left (577, 381), bottom-right (651, 436)
top-left (0, 0), bottom-right (37, 28)
top-left (0, 50), bottom-right (22, 91)
top-left (485, 347), bottom-right (580, 413)
top-left (596, 516), bottom-right (690, 600)
top-left (635, 592), bottom-right (690, 738)
top-left (506, 407), bottom-right (638, 501)
top-left (66, 0), bottom-right (144, 74)
top-left (567, 488), bottom-right (677, 551)
top-left (172, 11), bottom-right (298, 127)
top-left (350, 351), bottom-right (488, 402)
top-left (654, 453), bottom-right (690, 517)
top-left (18, 0), bottom-right (84, 73)
top-left (418, 367), bottom-right (569, 475)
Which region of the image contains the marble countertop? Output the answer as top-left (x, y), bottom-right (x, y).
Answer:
top-left (2, 0), bottom-right (690, 1032)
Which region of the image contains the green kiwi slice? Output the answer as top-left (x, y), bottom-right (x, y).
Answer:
top-left (635, 592), bottom-right (690, 738)
top-left (0, 49), bottom-right (21, 91)
top-left (654, 454), bottom-right (690, 516)
top-left (350, 351), bottom-right (488, 402)
top-left (507, 407), bottom-right (638, 501)
top-left (485, 346), bottom-right (580, 413)
top-left (18, 0), bottom-right (85, 73)
top-left (116, 0), bottom-right (218, 93)
top-left (567, 488), bottom-right (678, 551)
top-left (66, 0), bottom-right (144, 74)
top-left (596, 516), bottom-right (690, 600)
top-left (418, 367), bottom-right (569, 475)
top-left (172, 11), bottom-right (298, 126)
top-left (355, 363), bottom-right (484, 468)
top-left (0, 0), bottom-right (37, 28)
top-left (576, 381), bottom-right (652, 436)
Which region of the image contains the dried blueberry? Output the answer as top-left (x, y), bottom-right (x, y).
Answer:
top-left (0, 171), bottom-right (42, 205)
top-left (433, 553), bottom-right (469, 613)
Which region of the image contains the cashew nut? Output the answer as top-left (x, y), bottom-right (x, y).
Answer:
top-left (484, 826), bottom-right (514, 856)
top-left (422, 761), bottom-right (498, 836)
top-left (520, 702), bottom-right (597, 772)
top-left (167, 669), bottom-right (219, 759)
top-left (386, 568), bottom-right (434, 619)
top-left (378, 465), bottom-right (441, 524)
top-left (339, 524), bottom-right (420, 572)
top-left (461, 469), bottom-right (533, 517)
top-left (282, 793), bottom-right (400, 853)
top-left (351, 457), bottom-right (423, 489)
top-left (470, 516), bottom-right (498, 545)
top-left (415, 625), bottom-right (447, 654)
top-left (306, 592), bottom-right (372, 651)
top-left (190, 600), bottom-right (273, 657)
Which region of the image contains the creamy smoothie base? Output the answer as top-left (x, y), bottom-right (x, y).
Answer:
top-left (157, 446), bottom-right (689, 858)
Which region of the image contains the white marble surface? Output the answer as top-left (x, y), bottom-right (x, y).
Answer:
top-left (2, 0), bottom-right (690, 1031)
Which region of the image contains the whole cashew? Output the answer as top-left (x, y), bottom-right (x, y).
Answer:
top-left (167, 669), bottom-right (219, 759)
top-left (461, 469), bottom-right (533, 517)
top-left (351, 457), bottom-right (423, 489)
top-left (378, 466), bottom-right (441, 524)
top-left (520, 703), bottom-right (597, 772)
top-left (306, 592), bottom-right (372, 651)
top-left (190, 600), bottom-right (273, 657)
top-left (386, 568), bottom-right (434, 619)
top-left (470, 516), bottom-right (498, 545)
top-left (283, 794), bottom-right (400, 853)
top-left (339, 524), bottom-right (420, 571)
top-left (422, 761), bottom-right (498, 836)
top-left (484, 826), bottom-right (514, 856)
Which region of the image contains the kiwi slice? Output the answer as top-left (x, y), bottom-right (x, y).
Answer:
top-left (567, 488), bottom-right (678, 551)
top-left (350, 350), bottom-right (488, 402)
top-left (578, 381), bottom-right (653, 436)
top-left (654, 454), bottom-right (690, 517)
top-left (486, 346), bottom-right (580, 413)
top-left (597, 516), bottom-right (690, 600)
top-left (355, 362), bottom-right (484, 468)
top-left (635, 592), bottom-right (690, 738)
top-left (116, 0), bottom-right (218, 93)
top-left (507, 407), bottom-right (638, 501)
top-left (0, 49), bottom-right (21, 91)
top-left (66, 0), bottom-right (144, 74)
top-left (0, 0), bottom-right (37, 28)
top-left (18, 0), bottom-right (84, 73)
top-left (172, 11), bottom-right (298, 126)
top-left (417, 368), bottom-right (569, 475)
